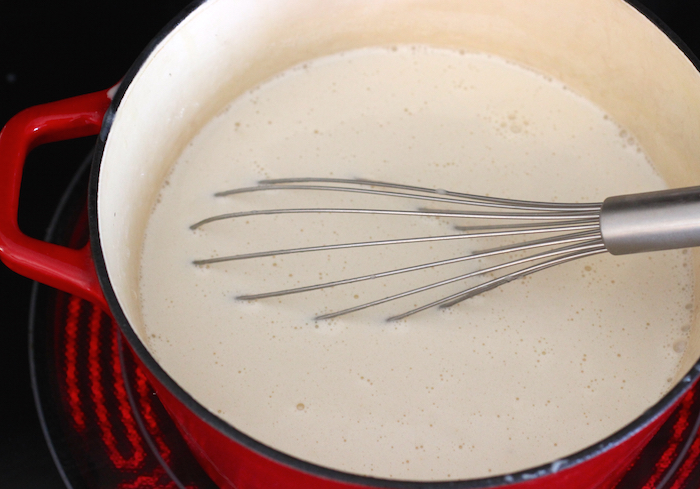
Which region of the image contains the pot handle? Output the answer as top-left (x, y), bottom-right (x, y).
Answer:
top-left (0, 89), bottom-right (113, 310)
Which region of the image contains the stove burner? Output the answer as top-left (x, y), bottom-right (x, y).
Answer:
top-left (28, 153), bottom-right (215, 489)
top-left (26, 153), bottom-right (700, 489)
top-left (44, 288), bottom-right (216, 489)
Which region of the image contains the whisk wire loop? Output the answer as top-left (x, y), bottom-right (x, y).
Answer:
top-left (236, 230), bottom-right (601, 301)
top-left (191, 177), bottom-right (617, 320)
top-left (387, 244), bottom-right (607, 321)
top-left (317, 238), bottom-right (605, 320)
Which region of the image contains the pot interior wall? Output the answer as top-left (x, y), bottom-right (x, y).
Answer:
top-left (99, 0), bottom-right (700, 400)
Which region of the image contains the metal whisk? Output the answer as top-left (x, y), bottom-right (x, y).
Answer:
top-left (190, 178), bottom-right (700, 321)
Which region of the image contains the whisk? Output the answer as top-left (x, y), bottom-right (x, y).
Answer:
top-left (190, 178), bottom-right (700, 321)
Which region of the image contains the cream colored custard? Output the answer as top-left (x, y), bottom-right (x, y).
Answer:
top-left (139, 46), bottom-right (693, 480)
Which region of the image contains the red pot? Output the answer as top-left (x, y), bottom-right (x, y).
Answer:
top-left (3, 0), bottom-right (700, 487)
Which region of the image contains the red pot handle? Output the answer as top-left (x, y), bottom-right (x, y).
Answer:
top-left (0, 89), bottom-right (113, 310)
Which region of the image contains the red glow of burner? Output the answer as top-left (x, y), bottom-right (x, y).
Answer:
top-left (64, 295), bottom-right (85, 432)
top-left (48, 287), bottom-right (216, 488)
top-left (89, 304), bottom-right (146, 470)
top-left (118, 467), bottom-right (196, 489)
top-left (670, 435), bottom-right (700, 489)
top-left (641, 391), bottom-right (695, 489)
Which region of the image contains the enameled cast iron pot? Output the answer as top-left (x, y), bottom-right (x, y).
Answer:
top-left (3, 0), bottom-right (700, 487)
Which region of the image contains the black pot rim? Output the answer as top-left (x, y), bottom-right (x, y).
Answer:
top-left (87, 1), bottom-right (700, 487)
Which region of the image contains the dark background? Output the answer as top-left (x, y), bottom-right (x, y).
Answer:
top-left (1, 1), bottom-right (699, 487)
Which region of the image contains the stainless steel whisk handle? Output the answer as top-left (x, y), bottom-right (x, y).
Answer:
top-left (601, 186), bottom-right (700, 255)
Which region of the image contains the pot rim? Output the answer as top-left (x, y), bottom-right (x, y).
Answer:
top-left (88, 0), bottom-right (700, 486)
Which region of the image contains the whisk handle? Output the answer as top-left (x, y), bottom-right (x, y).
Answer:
top-left (600, 186), bottom-right (700, 255)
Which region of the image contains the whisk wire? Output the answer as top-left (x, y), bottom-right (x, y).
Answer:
top-left (248, 177), bottom-right (602, 211)
top-left (190, 208), bottom-right (600, 231)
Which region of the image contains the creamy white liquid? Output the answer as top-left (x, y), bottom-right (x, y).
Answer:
top-left (139, 46), bottom-right (693, 480)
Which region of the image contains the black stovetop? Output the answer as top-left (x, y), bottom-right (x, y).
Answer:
top-left (2, 1), bottom-right (700, 488)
